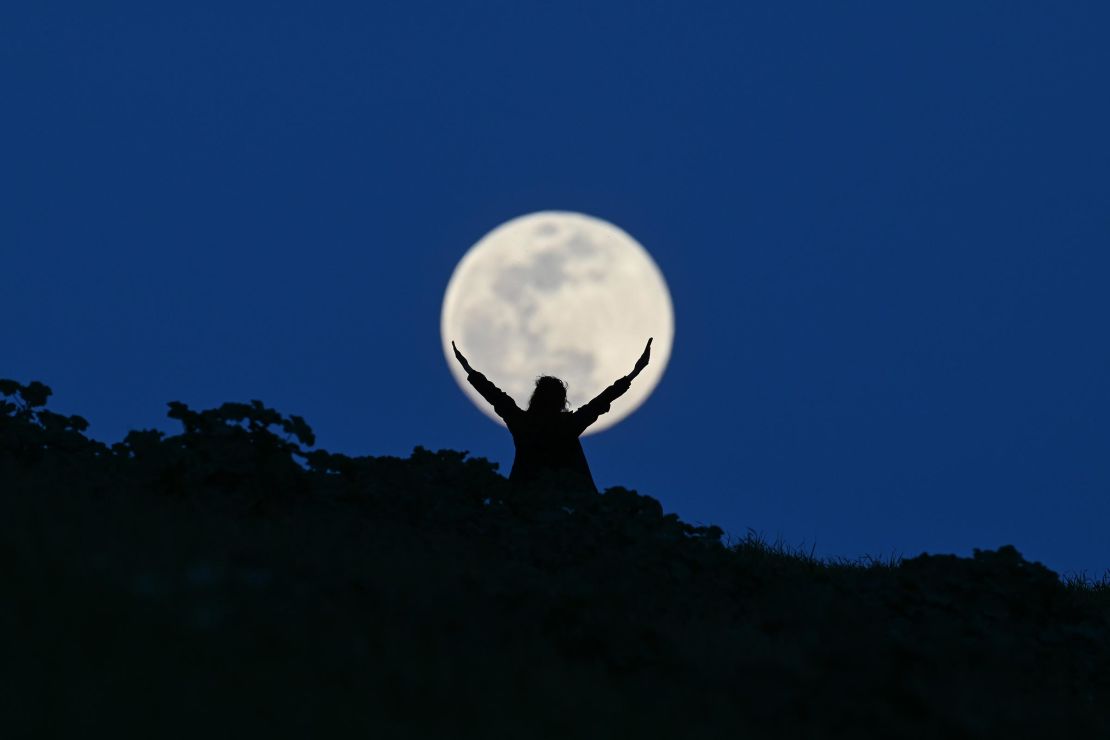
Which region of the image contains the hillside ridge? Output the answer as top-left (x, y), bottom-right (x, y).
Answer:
top-left (3, 379), bottom-right (1108, 738)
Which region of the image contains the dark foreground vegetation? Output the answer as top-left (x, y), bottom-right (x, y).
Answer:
top-left (2, 379), bottom-right (1109, 739)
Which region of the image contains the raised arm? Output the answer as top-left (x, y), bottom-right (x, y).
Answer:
top-left (571, 338), bottom-right (652, 436)
top-left (452, 341), bottom-right (522, 423)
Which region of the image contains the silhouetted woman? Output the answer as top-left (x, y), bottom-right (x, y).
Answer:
top-left (451, 338), bottom-right (652, 493)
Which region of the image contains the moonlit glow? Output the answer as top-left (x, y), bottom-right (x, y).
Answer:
top-left (441, 211), bottom-right (674, 434)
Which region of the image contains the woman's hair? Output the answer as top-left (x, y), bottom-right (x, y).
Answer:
top-left (528, 375), bottom-right (568, 413)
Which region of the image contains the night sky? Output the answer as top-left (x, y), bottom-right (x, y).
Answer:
top-left (4, 4), bottom-right (1108, 575)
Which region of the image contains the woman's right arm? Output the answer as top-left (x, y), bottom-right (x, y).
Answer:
top-left (570, 338), bottom-right (652, 435)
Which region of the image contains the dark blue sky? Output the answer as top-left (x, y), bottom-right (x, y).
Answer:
top-left (4, 3), bottom-right (1108, 575)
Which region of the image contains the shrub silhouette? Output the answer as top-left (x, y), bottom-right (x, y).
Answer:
top-left (2, 378), bottom-right (1109, 739)
top-left (0, 378), bottom-right (102, 460)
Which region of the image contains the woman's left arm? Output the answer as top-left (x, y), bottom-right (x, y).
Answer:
top-left (452, 341), bottom-right (522, 423)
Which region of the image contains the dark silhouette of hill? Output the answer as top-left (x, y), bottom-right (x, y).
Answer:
top-left (2, 378), bottom-right (1109, 738)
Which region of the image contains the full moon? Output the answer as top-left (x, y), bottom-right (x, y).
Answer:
top-left (441, 211), bottom-right (674, 435)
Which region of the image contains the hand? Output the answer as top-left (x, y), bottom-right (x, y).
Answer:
top-left (631, 337), bottom-right (652, 377)
top-left (451, 341), bottom-right (474, 374)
